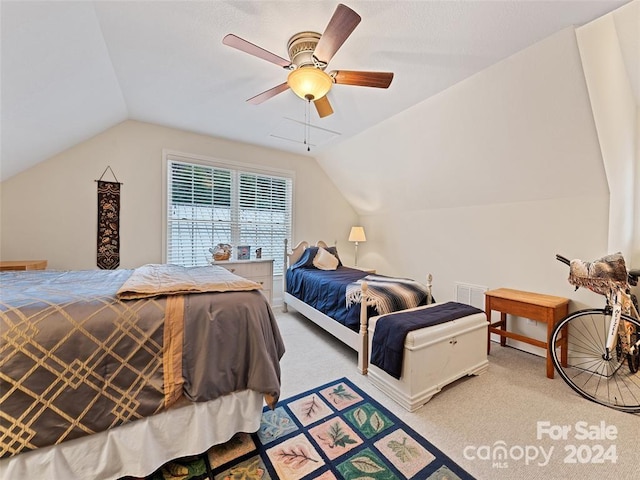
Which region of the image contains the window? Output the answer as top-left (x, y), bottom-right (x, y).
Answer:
top-left (165, 155), bottom-right (293, 275)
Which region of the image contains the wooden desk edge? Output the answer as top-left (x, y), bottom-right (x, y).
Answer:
top-left (0, 260), bottom-right (48, 271)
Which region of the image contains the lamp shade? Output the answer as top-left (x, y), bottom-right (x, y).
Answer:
top-left (287, 67), bottom-right (333, 101)
top-left (348, 226), bottom-right (366, 243)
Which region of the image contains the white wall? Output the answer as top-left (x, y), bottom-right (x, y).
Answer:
top-left (576, 4), bottom-right (638, 263)
top-left (636, 110), bottom-right (640, 268)
top-left (0, 121), bottom-right (358, 285)
top-left (317, 27), bottom-right (612, 356)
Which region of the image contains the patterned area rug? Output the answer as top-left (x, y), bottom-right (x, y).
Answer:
top-left (142, 378), bottom-right (474, 480)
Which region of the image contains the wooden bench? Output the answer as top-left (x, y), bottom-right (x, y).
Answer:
top-left (485, 288), bottom-right (569, 378)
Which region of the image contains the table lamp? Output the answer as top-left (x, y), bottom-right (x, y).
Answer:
top-left (348, 226), bottom-right (367, 266)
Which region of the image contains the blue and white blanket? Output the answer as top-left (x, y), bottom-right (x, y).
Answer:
top-left (345, 274), bottom-right (431, 315)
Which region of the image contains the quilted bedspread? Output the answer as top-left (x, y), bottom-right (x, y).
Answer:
top-left (0, 268), bottom-right (284, 458)
top-left (116, 263), bottom-right (261, 299)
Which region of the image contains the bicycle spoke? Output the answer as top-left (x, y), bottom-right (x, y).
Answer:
top-left (614, 363), bottom-right (640, 400)
top-left (567, 318), bottom-right (606, 358)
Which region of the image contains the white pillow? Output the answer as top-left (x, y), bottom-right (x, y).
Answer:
top-left (313, 246), bottom-right (339, 270)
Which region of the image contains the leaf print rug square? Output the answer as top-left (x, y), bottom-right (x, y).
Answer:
top-left (374, 428), bottom-right (436, 478)
top-left (140, 378), bottom-right (476, 480)
top-left (257, 407), bottom-right (298, 445)
top-left (319, 382), bottom-right (363, 410)
top-left (288, 394), bottom-right (334, 426)
top-left (207, 432), bottom-right (256, 469)
top-left (308, 417), bottom-right (363, 460)
top-left (343, 403), bottom-right (393, 439)
top-left (266, 433), bottom-right (325, 479)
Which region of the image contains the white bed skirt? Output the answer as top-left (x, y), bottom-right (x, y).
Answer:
top-left (1, 390), bottom-right (264, 480)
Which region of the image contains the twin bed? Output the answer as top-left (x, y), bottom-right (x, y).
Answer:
top-left (0, 264), bottom-right (284, 480)
top-left (283, 239), bottom-right (488, 412)
top-left (283, 240), bottom-right (433, 374)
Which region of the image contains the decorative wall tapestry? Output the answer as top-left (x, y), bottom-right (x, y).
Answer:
top-left (96, 167), bottom-right (121, 270)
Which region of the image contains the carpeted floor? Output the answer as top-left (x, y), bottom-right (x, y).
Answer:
top-left (274, 309), bottom-right (640, 480)
top-left (140, 378), bottom-right (474, 480)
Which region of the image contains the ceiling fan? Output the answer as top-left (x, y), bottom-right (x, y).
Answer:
top-left (222, 3), bottom-right (394, 118)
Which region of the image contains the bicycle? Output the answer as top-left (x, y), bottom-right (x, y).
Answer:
top-left (549, 253), bottom-right (640, 412)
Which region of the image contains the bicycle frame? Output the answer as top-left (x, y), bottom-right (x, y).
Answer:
top-left (623, 301), bottom-right (640, 356)
top-left (604, 289), bottom-right (640, 361)
top-left (604, 290), bottom-right (622, 359)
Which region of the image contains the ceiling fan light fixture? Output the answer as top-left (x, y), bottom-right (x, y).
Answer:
top-left (287, 68), bottom-right (333, 101)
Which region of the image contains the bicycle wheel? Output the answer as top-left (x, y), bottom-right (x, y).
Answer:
top-left (549, 308), bottom-right (640, 412)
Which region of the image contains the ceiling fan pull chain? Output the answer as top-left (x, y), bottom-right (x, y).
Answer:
top-left (304, 98), bottom-right (311, 152)
top-left (303, 99), bottom-right (308, 146)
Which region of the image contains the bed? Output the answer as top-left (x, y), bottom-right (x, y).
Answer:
top-left (0, 264), bottom-right (285, 480)
top-left (283, 239), bottom-right (432, 374)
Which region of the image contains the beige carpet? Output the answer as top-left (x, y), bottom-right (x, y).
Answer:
top-left (276, 308), bottom-right (639, 480)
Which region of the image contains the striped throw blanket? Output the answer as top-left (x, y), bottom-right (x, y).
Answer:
top-left (345, 275), bottom-right (431, 315)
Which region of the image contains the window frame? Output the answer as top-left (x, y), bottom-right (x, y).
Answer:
top-left (162, 149), bottom-right (294, 275)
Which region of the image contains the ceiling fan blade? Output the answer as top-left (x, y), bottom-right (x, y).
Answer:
top-left (223, 34), bottom-right (291, 68)
top-left (247, 83), bottom-right (290, 105)
top-left (313, 4), bottom-right (361, 64)
top-left (330, 70), bottom-right (394, 88)
top-left (314, 96), bottom-right (334, 118)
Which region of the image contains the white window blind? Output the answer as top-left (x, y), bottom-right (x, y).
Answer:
top-left (167, 159), bottom-right (292, 275)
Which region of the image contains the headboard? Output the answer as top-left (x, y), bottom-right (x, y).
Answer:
top-left (284, 239), bottom-right (309, 268)
top-left (284, 239), bottom-right (338, 269)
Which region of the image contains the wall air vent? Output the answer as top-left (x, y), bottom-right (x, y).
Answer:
top-left (455, 282), bottom-right (487, 310)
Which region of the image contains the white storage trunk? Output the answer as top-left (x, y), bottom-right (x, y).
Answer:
top-left (367, 304), bottom-right (489, 412)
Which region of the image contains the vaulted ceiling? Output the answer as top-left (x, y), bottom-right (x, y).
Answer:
top-left (1, 0), bottom-right (633, 182)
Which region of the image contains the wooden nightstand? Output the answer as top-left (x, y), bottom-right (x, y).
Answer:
top-left (0, 260), bottom-right (47, 271)
top-left (212, 259), bottom-right (274, 304)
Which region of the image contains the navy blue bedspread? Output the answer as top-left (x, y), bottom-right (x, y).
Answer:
top-left (286, 266), bottom-right (377, 331)
top-left (371, 302), bottom-right (484, 379)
